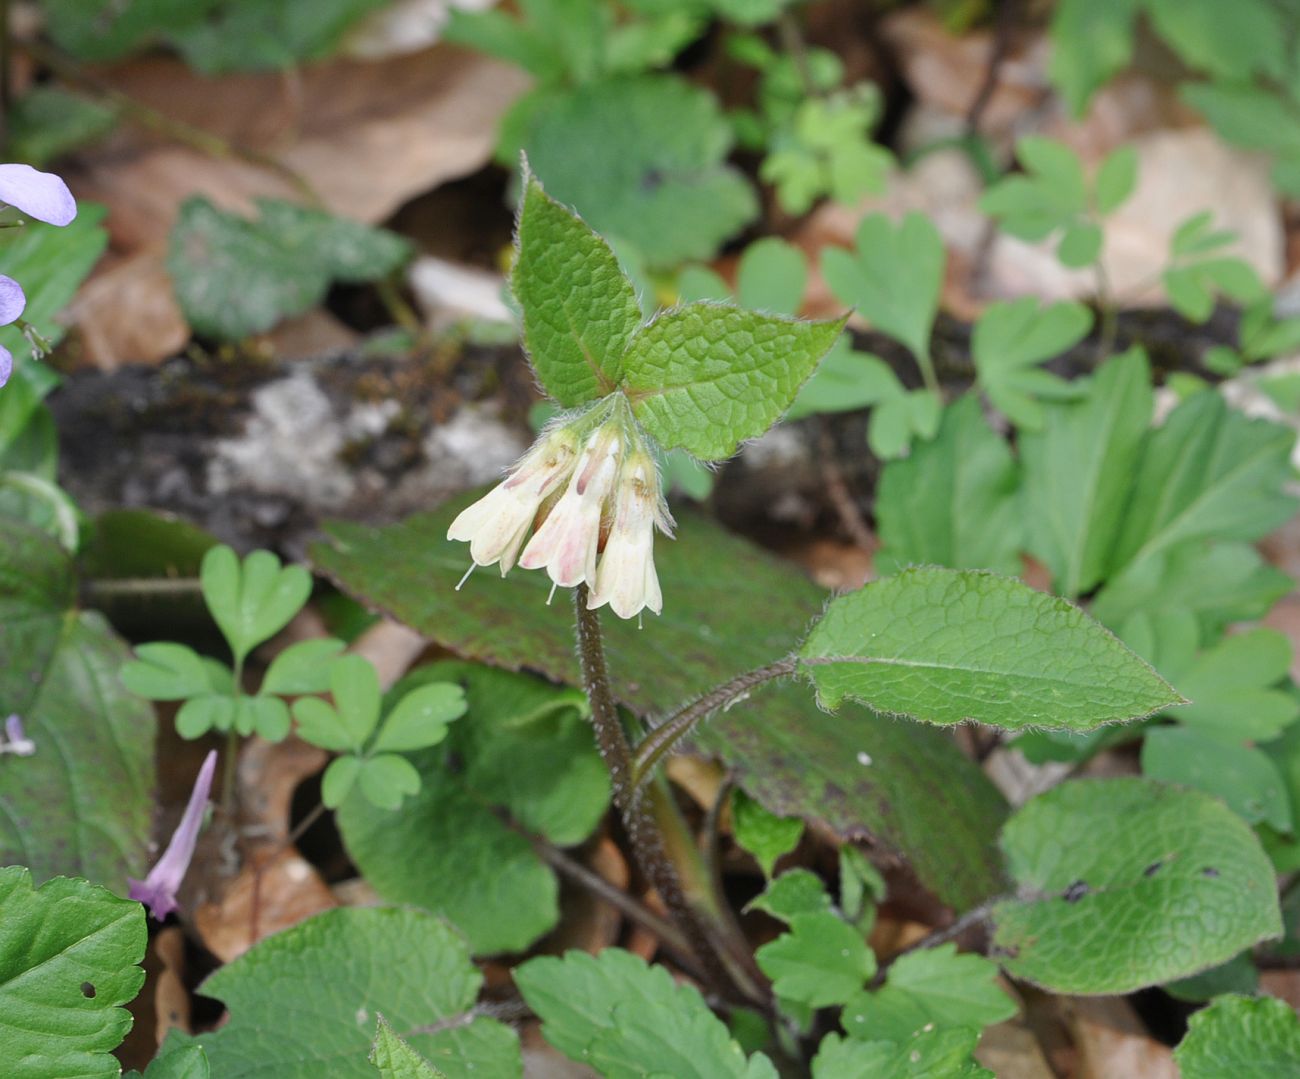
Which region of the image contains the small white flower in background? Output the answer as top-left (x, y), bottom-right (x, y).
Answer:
top-left (1, 714), bottom-right (35, 757)
top-left (447, 396), bottom-right (674, 619)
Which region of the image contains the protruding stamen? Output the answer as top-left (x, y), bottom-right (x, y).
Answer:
top-left (456, 563), bottom-right (476, 591)
top-left (547, 581), bottom-right (558, 605)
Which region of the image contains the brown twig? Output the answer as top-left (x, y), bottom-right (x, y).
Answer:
top-left (818, 419), bottom-right (874, 550)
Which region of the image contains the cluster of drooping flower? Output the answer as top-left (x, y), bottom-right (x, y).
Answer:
top-left (0, 163), bottom-right (79, 388)
top-left (448, 394), bottom-right (674, 620)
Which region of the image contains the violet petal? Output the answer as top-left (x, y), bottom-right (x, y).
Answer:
top-left (0, 163), bottom-right (77, 227)
top-left (129, 749), bottom-right (217, 919)
top-left (0, 275), bottom-right (26, 326)
top-left (0, 347), bottom-right (11, 389)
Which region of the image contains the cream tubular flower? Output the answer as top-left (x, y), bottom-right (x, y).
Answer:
top-left (588, 453), bottom-right (673, 620)
top-left (447, 427), bottom-right (579, 574)
top-left (519, 429), bottom-right (621, 587)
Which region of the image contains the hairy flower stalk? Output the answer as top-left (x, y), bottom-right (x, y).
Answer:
top-left (448, 396), bottom-right (674, 618)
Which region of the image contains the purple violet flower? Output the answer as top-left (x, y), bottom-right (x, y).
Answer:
top-left (1, 714), bottom-right (35, 757)
top-left (129, 749), bottom-right (218, 920)
top-left (0, 163), bottom-right (77, 227)
top-left (0, 275), bottom-right (28, 388)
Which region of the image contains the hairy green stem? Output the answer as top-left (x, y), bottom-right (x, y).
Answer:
top-left (573, 586), bottom-right (767, 1006)
top-left (631, 656), bottom-right (799, 790)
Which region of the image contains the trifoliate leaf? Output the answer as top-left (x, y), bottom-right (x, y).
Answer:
top-left (1047, 0), bottom-right (1139, 116)
top-left (1019, 348), bottom-right (1153, 598)
top-left (515, 948), bottom-right (778, 1079)
top-left (175, 907), bottom-right (520, 1078)
top-left (755, 912), bottom-right (875, 1008)
top-left (1107, 389), bottom-right (1299, 579)
top-left (338, 663), bottom-right (607, 954)
top-left (842, 944), bottom-right (1017, 1043)
top-left (1174, 994), bottom-right (1300, 1078)
top-left (0, 521), bottom-right (154, 890)
top-left (0, 867), bottom-right (146, 1079)
top-left (168, 196), bottom-right (410, 341)
top-left (874, 396), bottom-right (1022, 576)
top-left (199, 545), bottom-right (313, 665)
top-left (812, 1028), bottom-right (994, 1079)
top-left (622, 304), bottom-right (845, 459)
top-left (521, 76), bottom-right (758, 267)
top-left (799, 567), bottom-right (1181, 730)
top-left (371, 1016), bottom-right (448, 1078)
top-left (1141, 727), bottom-right (1292, 831)
top-left (731, 788), bottom-right (804, 877)
top-left (821, 212), bottom-right (944, 368)
top-left (971, 299), bottom-right (1092, 430)
top-left (992, 778), bottom-right (1283, 993)
top-left (512, 170), bottom-right (644, 407)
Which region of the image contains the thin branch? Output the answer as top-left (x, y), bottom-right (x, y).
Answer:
top-left (873, 898), bottom-right (1001, 984)
top-left (964, 0), bottom-right (1018, 139)
top-left (817, 419), bottom-right (874, 551)
top-left (631, 656), bottom-right (799, 789)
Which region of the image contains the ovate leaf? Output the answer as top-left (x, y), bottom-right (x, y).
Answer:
top-left (799, 567), bottom-right (1181, 730)
top-left (992, 778), bottom-right (1282, 993)
top-left (177, 907), bottom-right (521, 1078)
top-left (1174, 994), bottom-right (1300, 1079)
top-left (622, 304), bottom-right (845, 460)
top-left (0, 867), bottom-right (146, 1079)
top-left (731, 787), bottom-right (803, 877)
top-left (754, 912), bottom-right (875, 1008)
top-left (512, 171), bottom-right (643, 406)
top-left (516, 948), bottom-right (778, 1079)
top-left (874, 395), bottom-right (1022, 576)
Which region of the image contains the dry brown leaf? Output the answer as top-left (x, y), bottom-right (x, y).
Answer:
top-left (1064, 996), bottom-right (1178, 1079)
top-left (349, 618), bottom-right (429, 691)
top-left (64, 251), bottom-right (189, 370)
top-left (152, 926), bottom-right (192, 1044)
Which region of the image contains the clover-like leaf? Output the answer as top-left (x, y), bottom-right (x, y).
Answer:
top-left (200, 545), bottom-right (313, 665)
top-left (121, 642), bottom-right (213, 700)
top-left (799, 567), bottom-right (1182, 731)
top-left (372, 682), bottom-right (466, 753)
top-left (260, 638), bottom-right (345, 696)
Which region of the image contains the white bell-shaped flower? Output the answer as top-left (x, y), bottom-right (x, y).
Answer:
top-left (588, 453), bottom-right (673, 619)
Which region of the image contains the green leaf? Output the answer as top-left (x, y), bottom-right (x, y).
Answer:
top-left (129, 1041), bottom-right (211, 1079)
top-left (971, 299), bottom-right (1092, 430)
top-left (1019, 348), bottom-right (1153, 597)
top-left (121, 642), bottom-right (213, 700)
top-left (1174, 994), bottom-right (1300, 1078)
top-left (1172, 629), bottom-right (1299, 741)
top-left (1141, 726), bottom-right (1292, 831)
top-left (735, 237), bottom-right (807, 315)
top-left (338, 662), bottom-right (608, 953)
top-left (992, 778), bottom-right (1283, 993)
top-left (0, 521), bottom-right (155, 889)
top-left (238, 694), bottom-right (290, 741)
top-left (1057, 221), bottom-right (1102, 267)
top-left (516, 948), bottom-right (778, 1079)
top-left (1181, 82), bottom-right (1300, 188)
top-left (785, 337), bottom-right (892, 420)
top-left (168, 197), bottom-right (411, 341)
top-left (745, 869), bottom-right (833, 923)
top-left (1163, 953), bottom-right (1259, 1003)
top-left (874, 396), bottom-right (1022, 576)
top-left (0, 204), bottom-right (108, 363)
top-left (176, 695), bottom-right (236, 739)
top-left (313, 503), bottom-right (1011, 911)
top-left (821, 212), bottom-right (944, 366)
top-left (622, 304), bottom-right (845, 460)
top-left (322, 755), bottom-right (364, 810)
top-left (1048, 0), bottom-right (1138, 115)
top-left (176, 907), bottom-right (520, 1078)
top-left (843, 943), bottom-right (1016, 1043)
top-left (812, 1028), bottom-right (993, 1079)
top-left (372, 682), bottom-right (466, 753)
top-left (1093, 145), bottom-right (1138, 214)
top-left (1108, 390), bottom-right (1298, 578)
top-left (357, 754), bottom-right (421, 810)
top-left (260, 638), bottom-right (345, 695)
top-left (731, 787), bottom-right (804, 877)
top-left (0, 867), bottom-right (146, 1079)
top-left (520, 76), bottom-right (758, 268)
top-left (512, 170), bottom-right (644, 406)
top-left (799, 567), bottom-right (1181, 730)
top-left (1091, 541), bottom-right (1292, 643)
top-left (200, 545), bottom-right (313, 664)
top-left (1145, 0), bottom-right (1285, 81)
top-left (755, 912), bottom-right (875, 1008)
top-left (371, 1016), bottom-right (448, 1079)
top-left (7, 86), bottom-right (117, 168)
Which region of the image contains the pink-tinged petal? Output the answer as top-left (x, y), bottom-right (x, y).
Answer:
top-left (0, 347), bottom-right (11, 389)
top-left (0, 163), bottom-right (77, 226)
top-left (129, 749), bottom-right (217, 919)
top-left (0, 275), bottom-right (25, 326)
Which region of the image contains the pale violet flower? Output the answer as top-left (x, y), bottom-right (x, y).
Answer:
top-left (519, 429), bottom-right (621, 588)
top-left (0, 164), bottom-right (77, 227)
top-left (0, 275), bottom-right (25, 389)
top-left (1, 714), bottom-right (35, 757)
top-left (588, 452), bottom-right (673, 619)
top-left (129, 749), bottom-right (217, 920)
top-left (447, 396), bottom-right (674, 618)
top-left (447, 425), bottom-right (580, 574)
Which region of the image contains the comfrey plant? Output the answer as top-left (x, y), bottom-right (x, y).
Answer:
top-left (0, 163), bottom-right (77, 386)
